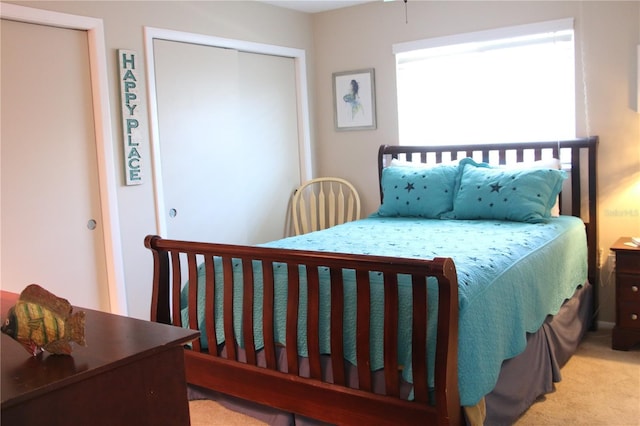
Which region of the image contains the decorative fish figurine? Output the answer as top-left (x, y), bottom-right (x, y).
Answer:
top-left (1, 284), bottom-right (86, 356)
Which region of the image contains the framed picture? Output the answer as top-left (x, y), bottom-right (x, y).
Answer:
top-left (333, 68), bottom-right (376, 131)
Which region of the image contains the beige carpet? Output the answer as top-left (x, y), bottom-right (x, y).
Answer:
top-left (189, 326), bottom-right (639, 425)
top-left (515, 325), bottom-right (639, 426)
top-left (189, 399), bottom-right (268, 426)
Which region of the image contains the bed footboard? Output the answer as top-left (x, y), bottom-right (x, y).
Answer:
top-left (144, 235), bottom-right (461, 425)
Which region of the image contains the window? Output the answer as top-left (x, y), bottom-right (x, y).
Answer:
top-left (394, 19), bottom-right (575, 145)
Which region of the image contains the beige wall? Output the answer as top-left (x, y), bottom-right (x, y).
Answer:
top-left (312, 1), bottom-right (640, 323)
top-left (4, 1), bottom-right (639, 323)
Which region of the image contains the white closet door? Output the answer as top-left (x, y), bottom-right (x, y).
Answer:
top-left (0, 20), bottom-right (109, 310)
top-left (153, 40), bottom-right (300, 245)
top-left (235, 50), bottom-right (301, 243)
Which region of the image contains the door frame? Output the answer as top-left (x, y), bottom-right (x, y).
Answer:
top-left (143, 27), bottom-right (313, 237)
top-left (0, 4), bottom-right (128, 315)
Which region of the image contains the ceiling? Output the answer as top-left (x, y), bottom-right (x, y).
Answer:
top-left (260, 1), bottom-right (375, 14)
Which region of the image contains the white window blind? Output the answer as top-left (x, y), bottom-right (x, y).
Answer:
top-left (393, 19), bottom-right (575, 145)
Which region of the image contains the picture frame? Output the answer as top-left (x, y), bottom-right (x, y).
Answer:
top-left (333, 68), bottom-right (376, 131)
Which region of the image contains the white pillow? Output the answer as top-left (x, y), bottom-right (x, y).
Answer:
top-left (390, 158), bottom-right (459, 168)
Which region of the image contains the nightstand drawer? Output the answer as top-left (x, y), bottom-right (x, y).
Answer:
top-left (618, 302), bottom-right (640, 329)
top-left (617, 252), bottom-right (640, 274)
top-left (618, 274), bottom-right (640, 302)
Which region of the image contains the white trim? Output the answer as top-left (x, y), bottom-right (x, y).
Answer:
top-left (0, 3), bottom-right (128, 315)
top-left (143, 27), bottom-right (312, 237)
top-left (392, 18), bottom-right (574, 55)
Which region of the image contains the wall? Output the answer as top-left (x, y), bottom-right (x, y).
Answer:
top-left (6, 0), bottom-right (315, 319)
top-left (312, 1), bottom-right (640, 323)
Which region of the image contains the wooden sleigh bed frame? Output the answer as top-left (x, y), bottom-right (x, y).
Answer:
top-left (145, 137), bottom-right (598, 426)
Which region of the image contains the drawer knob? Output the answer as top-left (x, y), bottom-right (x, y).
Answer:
top-left (632, 314), bottom-right (638, 321)
top-left (632, 286), bottom-right (639, 292)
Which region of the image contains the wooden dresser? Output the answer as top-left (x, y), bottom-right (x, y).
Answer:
top-left (611, 237), bottom-right (640, 350)
top-left (1, 290), bottom-right (199, 425)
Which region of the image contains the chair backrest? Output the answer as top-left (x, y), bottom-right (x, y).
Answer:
top-left (292, 177), bottom-right (361, 236)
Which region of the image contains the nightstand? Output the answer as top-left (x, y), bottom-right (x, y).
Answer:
top-left (611, 237), bottom-right (640, 350)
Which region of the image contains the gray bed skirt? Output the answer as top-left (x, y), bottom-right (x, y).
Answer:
top-left (188, 281), bottom-right (593, 425)
top-left (485, 281), bottom-right (593, 424)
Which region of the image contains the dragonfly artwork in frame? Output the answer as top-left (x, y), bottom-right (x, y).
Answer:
top-left (333, 68), bottom-right (377, 131)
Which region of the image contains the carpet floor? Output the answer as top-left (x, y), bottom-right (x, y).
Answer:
top-left (189, 325), bottom-right (639, 425)
top-left (515, 325), bottom-right (639, 425)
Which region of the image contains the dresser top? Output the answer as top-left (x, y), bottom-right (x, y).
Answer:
top-left (611, 237), bottom-right (640, 252)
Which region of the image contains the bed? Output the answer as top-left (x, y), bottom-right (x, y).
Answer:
top-left (145, 137), bottom-right (598, 425)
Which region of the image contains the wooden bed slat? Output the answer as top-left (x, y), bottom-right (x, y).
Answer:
top-left (262, 261), bottom-right (277, 370)
top-left (571, 146), bottom-right (582, 217)
top-left (187, 252), bottom-right (201, 352)
top-left (171, 251), bottom-right (181, 328)
top-left (534, 147), bottom-right (542, 160)
top-left (498, 149), bottom-right (506, 165)
top-left (411, 275), bottom-right (429, 403)
top-left (307, 266), bottom-right (322, 380)
top-left (286, 263), bottom-right (300, 375)
top-left (383, 273), bottom-right (400, 397)
top-left (223, 256), bottom-right (237, 361)
top-left (204, 256), bottom-right (217, 353)
top-left (149, 245), bottom-right (170, 325)
top-left (355, 269), bottom-right (372, 392)
top-left (329, 267), bottom-right (346, 386)
top-left (242, 259), bottom-right (257, 365)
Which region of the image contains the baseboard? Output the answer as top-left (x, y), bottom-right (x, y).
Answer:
top-left (596, 321), bottom-right (614, 330)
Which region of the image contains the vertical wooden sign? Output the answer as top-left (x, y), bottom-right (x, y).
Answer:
top-left (119, 49), bottom-right (143, 185)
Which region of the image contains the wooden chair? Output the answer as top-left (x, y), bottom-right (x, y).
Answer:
top-left (292, 177), bottom-right (361, 236)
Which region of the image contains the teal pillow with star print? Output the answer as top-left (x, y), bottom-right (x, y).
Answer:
top-left (442, 158), bottom-right (567, 223)
top-left (377, 164), bottom-right (458, 218)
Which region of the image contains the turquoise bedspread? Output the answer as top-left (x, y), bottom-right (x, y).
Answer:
top-left (183, 215), bottom-right (587, 406)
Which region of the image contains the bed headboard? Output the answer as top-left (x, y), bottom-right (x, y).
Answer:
top-left (378, 137), bottom-right (599, 314)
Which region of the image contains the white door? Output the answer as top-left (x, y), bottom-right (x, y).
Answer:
top-left (1, 19), bottom-right (109, 310)
top-left (153, 39), bottom-right (301, 245)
